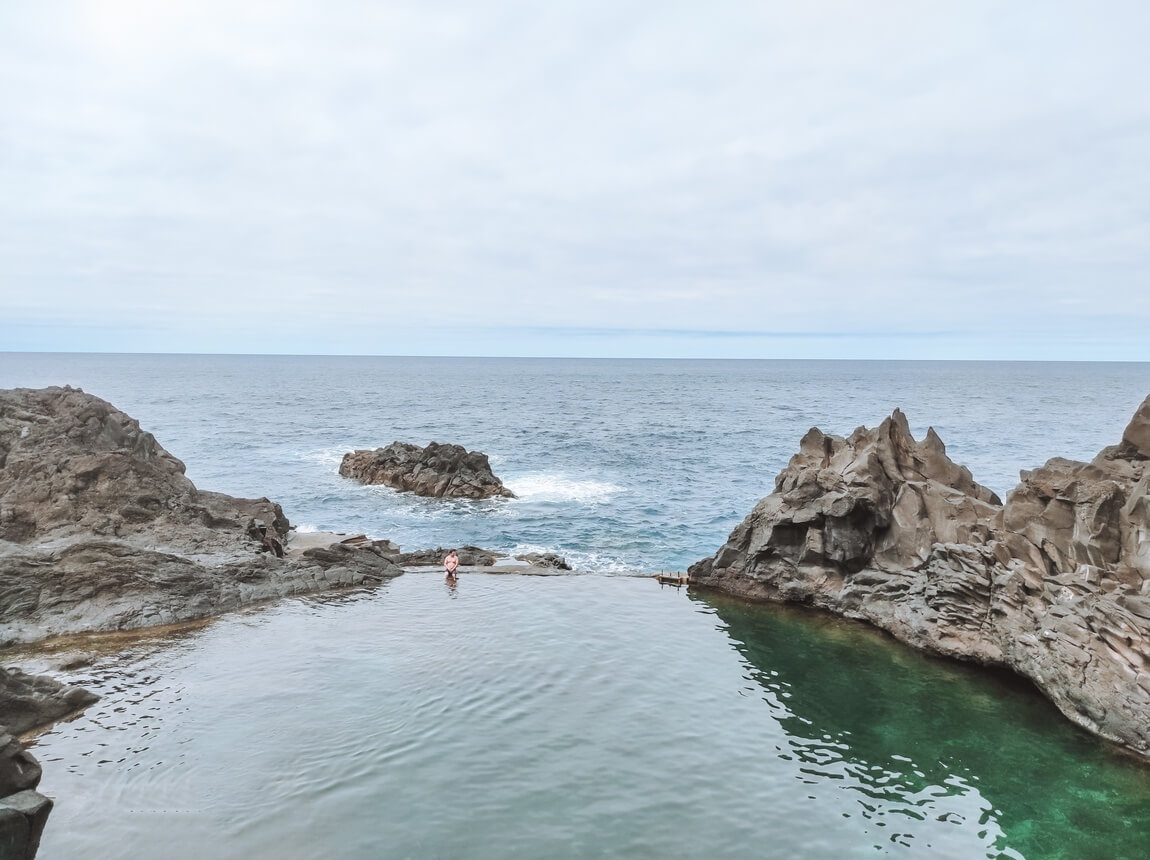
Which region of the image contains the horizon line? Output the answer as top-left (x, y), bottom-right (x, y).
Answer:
top-left (3, 350), bottom-right (1148, 365)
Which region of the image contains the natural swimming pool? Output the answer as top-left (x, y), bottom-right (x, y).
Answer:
top-left (25, 573), bottom-right (1150, 859)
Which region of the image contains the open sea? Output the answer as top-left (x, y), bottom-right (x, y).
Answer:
top-left (3, 354), bottom-right (1150, 859)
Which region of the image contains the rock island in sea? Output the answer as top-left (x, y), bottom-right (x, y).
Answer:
top-left (340, 440), bottom-right (516, 499)
top-left (690, 395), bottom-right (1150, 762)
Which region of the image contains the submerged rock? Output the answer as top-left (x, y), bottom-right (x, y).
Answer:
top-left (0, 387), bottom-right (403, 645)
top-left (339, 441), bottom-right (515, 499)
top-left (690, 396), bottom-right (1150, 761)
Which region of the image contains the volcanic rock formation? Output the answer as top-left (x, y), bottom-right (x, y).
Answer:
top-left (0, 386), bottom-right (402, 645)
top-left (340, 441), bottom-right (515, 499)
top-left (690, 397), bottom-right (1150, 760)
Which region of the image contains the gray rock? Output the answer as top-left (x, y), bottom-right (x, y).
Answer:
top-left (0, 667), bottom-right (98, 738)
top-left (514, 552), bottom-right (572, 570)
top-left (0, 386), bottom-right (287, 546)
top-left (0, 790), bottom-right (52, 860)
top-left (690, 396), bottom-right (1150, 761)
top-left (0, 735), bottom-right (40, 798)
top-left (0, 387), bottom-right (404, 645)
top-left (0, 805), bottom-right (31, 860)
top-left (339, 441), bottom-right (515, 499)
top-left (0, 669), bottom-right (79, 860)
top-left (395, 546), bottom-right (498, 567)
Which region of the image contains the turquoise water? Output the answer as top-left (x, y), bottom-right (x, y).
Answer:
top-left (3, 355), bottom-right (1150, 857)
top-left (24, 575), bottom-right (1150, 859)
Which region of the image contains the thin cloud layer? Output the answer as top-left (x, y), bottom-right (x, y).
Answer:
top-left (2, 1), bottom-right (1149, 358)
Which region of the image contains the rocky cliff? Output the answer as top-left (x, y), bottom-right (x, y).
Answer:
top-left (0, 386), bottom-right (403, 645)
top-left (340, 440), bottom-right (515, 499)
top-left (690, 396), bottom-right (1150, 760)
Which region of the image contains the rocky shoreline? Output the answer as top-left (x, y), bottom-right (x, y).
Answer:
top-left (690, 395), bottom-right (1150, 761)
top-left (0, 386), bottom-right (561, 857)
top-left (3, 382), bottom-right (1150, 855)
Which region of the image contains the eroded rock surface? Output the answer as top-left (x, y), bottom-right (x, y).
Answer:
top-left (340, 441), bottom-right (515, 499)
top-left (0, 387), bottom-right (402, 645)
top-left (690, 397), bottom-right (1150, 760)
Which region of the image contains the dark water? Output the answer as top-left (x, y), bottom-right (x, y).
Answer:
top-left (2, 354), bottom-right (1150, 858)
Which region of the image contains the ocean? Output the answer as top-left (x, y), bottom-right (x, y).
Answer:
top-left (3, 354), bottom-right (1150, 858)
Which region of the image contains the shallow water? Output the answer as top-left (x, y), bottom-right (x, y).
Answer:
top-left (25, 575), bottom-right (1150, 860)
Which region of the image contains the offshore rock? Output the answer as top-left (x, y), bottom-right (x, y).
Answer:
top-left (690, 396), bottom-right (1150, 760)
top-left (0, 387), bottom-right (403, 645)
top-left (339, 441), bottom-right (515, 499)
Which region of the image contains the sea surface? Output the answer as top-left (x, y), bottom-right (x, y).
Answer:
top-left (3, 354), bottom-right (1150, 859)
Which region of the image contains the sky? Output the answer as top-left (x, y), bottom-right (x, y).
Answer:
top-left (1, 1), bottom-right (1149, 359)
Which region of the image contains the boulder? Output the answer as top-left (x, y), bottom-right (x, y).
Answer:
top-left (0, 790), bottom-right (52, 860)
top-left (339, 441), bottom-right (515, 499)
top-left (514, 552), bottom-right (572, 570)
top-left (0, 667), bottom-right (98, 738)
top-left (0, 387), bottom-right (404, 645)
top-left (690, 395), bottom-right (1150, 760)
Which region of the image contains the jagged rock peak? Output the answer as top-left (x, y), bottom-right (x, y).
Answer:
top-left (691, 397), bottom-right (1150, 761)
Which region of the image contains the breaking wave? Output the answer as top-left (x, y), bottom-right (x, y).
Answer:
top-left (504, 473), bottom-right (623, 504)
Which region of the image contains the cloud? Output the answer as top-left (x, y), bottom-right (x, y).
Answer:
top-left (1, 1), bottom-right (1149, 358)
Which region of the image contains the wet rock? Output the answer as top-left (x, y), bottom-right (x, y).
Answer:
top-left (339, 441), bottom-right (515, 499)
top-left (514, 552), bottom-right (572, 570)
top-left (0, 667), bottom-right (92, 860)
top-left (395, 546), bottom-right (498, 567)
top-left (691, 395), bottom-right (1150, 761)
top-left (0, 790), bottom-right (52, 860)
top-left (0, 734), bottom-right (40, 798)
top-left (0, 667), bottom-right (98, 737)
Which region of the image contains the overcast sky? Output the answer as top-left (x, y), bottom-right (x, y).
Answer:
top-left (2, 1), bottom-right (1149, 359)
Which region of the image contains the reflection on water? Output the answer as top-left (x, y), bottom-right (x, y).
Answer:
top-left (694, 590), bottom-right (1150, 860)
top-left (19, 576), bottom-right (1150, 860)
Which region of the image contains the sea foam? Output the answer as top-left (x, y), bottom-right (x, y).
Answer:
top-left (504, 473), bottom-right (623, 504)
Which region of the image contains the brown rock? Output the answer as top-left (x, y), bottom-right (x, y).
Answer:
top-left (339, 441), bottom-right (515, 499)
top-left (0, 387), bottom-right (404, 645)
top-left (691, 394), bottom-right (1150, 761)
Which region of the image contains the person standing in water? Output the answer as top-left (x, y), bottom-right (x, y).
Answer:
top-left (443, 549), bottom-right (460, 580)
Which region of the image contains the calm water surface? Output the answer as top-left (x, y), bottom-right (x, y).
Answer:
top-left (23, 575), bottom-right (1150, 860)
